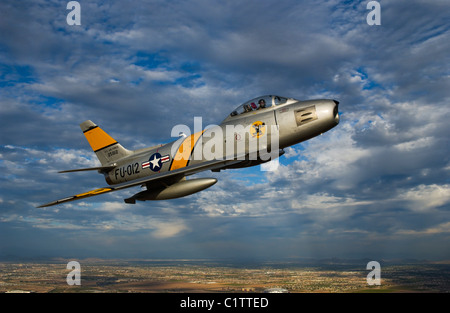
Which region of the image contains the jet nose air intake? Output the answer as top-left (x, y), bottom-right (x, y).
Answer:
top-left (333, 100), bottom-right (340, 125)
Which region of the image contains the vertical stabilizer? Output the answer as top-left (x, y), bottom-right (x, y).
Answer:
top-left (80, 120), bottom-right (132, 165)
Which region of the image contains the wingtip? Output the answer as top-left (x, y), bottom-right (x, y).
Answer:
top-left (37, 203), bottom-right (52, 208)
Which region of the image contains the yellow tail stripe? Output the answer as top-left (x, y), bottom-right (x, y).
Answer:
top-left (170, 130), bottom-right (204, 171)
top-left (83, 127), bottom-right (117, 152)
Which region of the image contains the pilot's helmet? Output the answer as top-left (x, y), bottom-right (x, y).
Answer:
top-left (258, 99), bottom-right (266, 108)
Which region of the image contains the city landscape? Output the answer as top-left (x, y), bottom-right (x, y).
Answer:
top-left (0, 259), bottom-right (448, 293)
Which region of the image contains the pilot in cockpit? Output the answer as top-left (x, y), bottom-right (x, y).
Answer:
top-left (258, 99), bottom-right (266, 109)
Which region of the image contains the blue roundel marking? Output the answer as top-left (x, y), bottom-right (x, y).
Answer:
top-left (148, 153), bottom-right (162, 172)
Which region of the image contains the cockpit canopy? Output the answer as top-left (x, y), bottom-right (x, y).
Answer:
top-left (229, 95), bottom-right (291, 117)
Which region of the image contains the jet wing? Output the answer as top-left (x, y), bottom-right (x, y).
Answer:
top-left (58, 165), bottom-right (116, 173)
top-left (37, 159), bottom-right (241, 207)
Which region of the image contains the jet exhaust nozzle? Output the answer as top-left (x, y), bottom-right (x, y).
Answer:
top-left (124, 178), bottom-right (217, 203)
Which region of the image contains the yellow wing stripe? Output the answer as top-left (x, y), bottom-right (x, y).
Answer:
top-left (170, 130), bottom-right (204, 171)
top-left (74, 188), bottom-right (113, 199)
top-left (37, 187), bottom-right (114, 207)
top-left (83, 126), bottom-right (118, 152)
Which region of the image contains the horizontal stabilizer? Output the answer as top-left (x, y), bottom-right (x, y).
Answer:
top-left (58, 166), bottom-right (116, 173)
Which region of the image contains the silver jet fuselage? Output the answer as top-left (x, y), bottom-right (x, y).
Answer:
top-left (38, 95), bottom-right (339, 207)
top-left (105, 97), bottom-right (339, 184)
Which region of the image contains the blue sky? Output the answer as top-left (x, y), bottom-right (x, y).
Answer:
top-left (0, 0), bottom-right (449, 261)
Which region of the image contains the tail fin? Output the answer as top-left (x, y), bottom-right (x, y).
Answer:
top-left (80, 120), bottom-right (132, 165)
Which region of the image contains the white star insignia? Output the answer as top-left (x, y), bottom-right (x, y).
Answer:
top-left (150, 155), bottom-right (161, 169)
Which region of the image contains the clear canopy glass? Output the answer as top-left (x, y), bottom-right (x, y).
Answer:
top-left (229, 95), bottom-right (289, 117)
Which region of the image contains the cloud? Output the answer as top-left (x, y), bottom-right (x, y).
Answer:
top-left (396, 222), bottom-right (450, 236)
top-left (398, 184), bottom-right (450, 212)
top-left (0, 0), bottom-right (449, 260)
top-left (151, 220), bottom-right (190, 239)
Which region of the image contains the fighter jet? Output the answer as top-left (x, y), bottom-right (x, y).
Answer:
top-left (38, 95), bottom-right (339, 207)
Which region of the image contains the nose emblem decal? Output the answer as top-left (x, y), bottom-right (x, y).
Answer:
top-left (251, 121), bottom-right (266, 138)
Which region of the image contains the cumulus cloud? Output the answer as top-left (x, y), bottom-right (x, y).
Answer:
top-left (151, 220), bottom-right (190, 239)
top-left (398, 184), bottom-right (450, 212)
